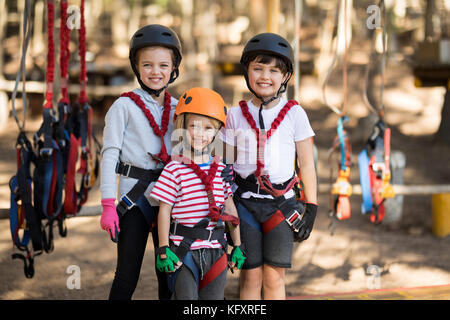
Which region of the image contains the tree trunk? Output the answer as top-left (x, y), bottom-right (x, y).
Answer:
top-left (425, 0), bottom-right (436, 40)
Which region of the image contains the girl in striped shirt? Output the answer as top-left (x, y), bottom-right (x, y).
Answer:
top-left (150, 87), bottom-right (245, 300)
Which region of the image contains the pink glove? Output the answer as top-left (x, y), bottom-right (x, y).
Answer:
top-left (100, 198), bottom-right (120, 242)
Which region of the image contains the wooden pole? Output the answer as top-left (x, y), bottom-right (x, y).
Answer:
top-left (267, 0), bottom-right (280, 33)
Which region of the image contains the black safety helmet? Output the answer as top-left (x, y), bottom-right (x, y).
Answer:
top-left (129, 24), bottom-right (182, 97)
top-left (240, 33), bottom-right (294, 106)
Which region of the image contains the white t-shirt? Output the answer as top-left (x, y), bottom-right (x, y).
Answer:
top-left (100, 88), bottom-right (178, 206)
top-left (150, 159), bottom-right (232, 250)
top-left (220, 98), bottom-right (315, 199)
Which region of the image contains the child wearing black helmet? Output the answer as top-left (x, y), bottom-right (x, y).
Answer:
top-left (221, 33), bottom-right (318, 299)
top-left (99, 24), bottom-right (182, 300)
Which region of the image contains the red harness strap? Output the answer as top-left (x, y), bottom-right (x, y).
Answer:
top-left (262, 210), bottom-right (285, 234)
top-left (43, 0), bottom-right (57, 216)
top-left (173, 155), bottom-right (240, 226)
top-left (120, 91), bottom-right (172, 165)
top-left (239, 100), bottom-right (301, 233)
top-left (198, 253), bottom-right (228, 291)
top-left (59, 0), bottom-right (70, 105)
top-left (63, 135), bottom-right (81, 214)
top-left (78, 0), bottom-right (88, 106)
top-left (367, 127), bottom-right (394, 224)
top-left (44, 0), bottom-right (55, 109)
top-left (239, 99), bottom-right (298, 178)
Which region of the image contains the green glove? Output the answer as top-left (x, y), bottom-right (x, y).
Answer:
top-left (156, 246), bottom-right (180, 273)
top-left (230, 246), bottom-right (246, 269)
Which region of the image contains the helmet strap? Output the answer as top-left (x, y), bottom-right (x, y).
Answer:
top-left (134, 67), bottom-right (179, 97)
top-left (246, 73), bottom-right (291, 129)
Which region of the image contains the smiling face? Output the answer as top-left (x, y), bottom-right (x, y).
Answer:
top-left (247, 59), bottom-right (290, 101)
top-left (136, 46), bottom-right (174, 91)
top-left (184, 113), bottom-right (220, 152)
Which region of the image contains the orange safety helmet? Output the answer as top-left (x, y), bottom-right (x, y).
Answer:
top-left (174, 87), bottom-right (227, 127)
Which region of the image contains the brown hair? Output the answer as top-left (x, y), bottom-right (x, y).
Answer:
top-left (242, 53), bottom-right (289, 75)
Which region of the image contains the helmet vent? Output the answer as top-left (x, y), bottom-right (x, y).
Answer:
top-left (278, 42), bottom-right (287, 48)
top-left (185, 96), bottom-right (192, 104)
top-left (250, 39), bottom-right (260, 43)
top-left (135, 33), bottom-right (144, 38)
top-left (162, 32), bottom-right (172, 37)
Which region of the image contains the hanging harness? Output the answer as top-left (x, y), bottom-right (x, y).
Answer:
top-left (328, 116), bottom-right (352, 220)
top-left (321, 0), bottom-right (353, 226)
top-left (167, 155), bottom-right (239, 293)
top-left (114, 91), bottom-right (172, 220)
top-left (9, 0), bottom-right (99, 277)
top-left (358, 121), bottom-right (394, 224)
top-left (358, 0), bottom-right (394, 224)
top-left (9, 133), bottom-right (44, 278)
top-left (64, 0), bottom-right (101, 216)
top-left (8, 0), bottom-right (43, 278)
top-left (233, 100), bottom-right (304, 235)
top-left (32, 0), bottom-right (65, 253)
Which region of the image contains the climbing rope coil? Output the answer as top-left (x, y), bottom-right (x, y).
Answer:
top-left (9, 0), bottom-right (100, 278)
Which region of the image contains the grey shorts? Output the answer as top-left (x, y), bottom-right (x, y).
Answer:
top-left (235, 196), bottom-right (299, 269)
top-left (169, 247), bottom-right (227, 300)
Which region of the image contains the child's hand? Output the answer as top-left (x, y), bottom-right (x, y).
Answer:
top-left (100, 198), bottom-right (120, 243)
top-left (294, 203), bottom-right (318, 242)
top-left (156, 246), bottom-right (182, 273)
top-left (228, 245), bottom-right (246, 272)
top-left (221, 164), bottom-right (235, 184)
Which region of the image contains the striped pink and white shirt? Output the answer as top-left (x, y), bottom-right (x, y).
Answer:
top-left (150, 158), bottom-right (233, 250)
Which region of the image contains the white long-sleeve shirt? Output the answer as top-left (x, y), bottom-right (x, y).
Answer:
top-left (100, 88), bottom-right (178, 206)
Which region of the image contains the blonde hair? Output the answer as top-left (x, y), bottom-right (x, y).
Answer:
top-left (173, 113), bottom-right (222, 155)
top-left (174, 113), bottom-right (221, 131)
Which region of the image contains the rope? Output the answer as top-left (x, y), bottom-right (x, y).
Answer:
top-left (11, 0), bottom-right (33, 131)
top-left (44, 0), bottom-right (55, 109)
top-left (120, 91), bottom-right (172, 165)
top-left (321, 0), bottom-right (351, 116)
top-left (363, 0), bottom-right (387, 119)
top-left (78, 0), bottom-right (88, 105)
top-left (59, 0), bottom-right (70, 104)
top-left (239, 100), bottom-right (297, 178)
top-left (173, 154), bottom-right (240, 226)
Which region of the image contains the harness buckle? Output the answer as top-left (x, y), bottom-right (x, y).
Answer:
top-left (39, 147), bottom-right (53, 157)
top-left (117, 194), bottom-right (135, 215)
top-left (124, 164), bottom-right (132, 177)
top-left (286, 209), bottom-right (302, 232)
top-left (371, 162), bottom-right (385, 175)
top-left (116, 162), bottom-right (132, 177)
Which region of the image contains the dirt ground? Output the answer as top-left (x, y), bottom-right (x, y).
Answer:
top-left (0, 48), bottom-right (449, 300)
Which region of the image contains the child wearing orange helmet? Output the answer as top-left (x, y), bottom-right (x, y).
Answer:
top-left (150, 87), bottom-right (245, 300)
